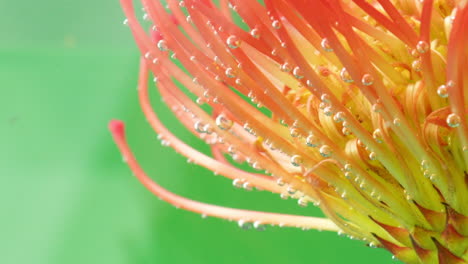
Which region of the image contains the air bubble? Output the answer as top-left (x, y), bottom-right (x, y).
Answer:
top-left (226, 35), bottom-right (240, 49)
top-left (323, 106), bottom-right (334, 116)
top-left (340, 68), bottom-right (353, 83)
top-left (272, 20), bottom-right (281, 29)
top-left (243, 182), bottom-right (253, 191)
top-left (320, 93), bottom-right (331, 103)
top-left (290, 155), bottom-right (303, 167)
top-left (412, 59), bottom-right (422, 72)
top-left (280, 62), bottom-right (292, 72)
top-left (361, 74), bottom-right (374, 86)
top-left (287, 186), bottom-right (297, 195)
top-left (437, 84), bottom-right (449, 98)
top-left (250, 28), bottom-right (260, 39)
top-left (290, 128), bottom-right (300, 138)
top-left (306, 135), bottom-right (319, 147)
top-left (238, 219), bottom-right (252, 230)
top-left (321, 38), bottom-right (333, 52)
top-left (232, 178), bottom-right (243, 188)
top-left (253, 221), bottom-right (266, 231)
top-left (225, 67), bottom-right (236, 78)
top-left (342, 127), bottom-right (351, 136)
top-left (373, 129), bottom-right (383, 143)
top-left (292, 66), bottom-right (304, 79)
top-left (157, 39), bottom-right (168, 51)
top-left (203, 124), bottom-right (213, 134)
top-left (333, 112), bottom-right (345, 123)
top-left (446, 113), bottom-right (461, 128)
top-left (276, 178), bottom-right (285, 186)
top-left (194, 121), bottom-right (205, 133)
top-left (215, 114), bottom-right (233, 130)
top-left (416, 41), bottom-right (429, 53)
top-left (297, 197), bottom-right (308, 207)
top-left (319, 145), bottom-right (332, 157)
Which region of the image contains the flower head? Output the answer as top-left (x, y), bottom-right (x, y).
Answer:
top-left (111, 0), bottom-right (468, 263)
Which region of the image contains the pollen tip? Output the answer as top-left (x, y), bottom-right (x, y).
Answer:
top-left (151, 30), bottom-right (164, 43)
top-left (169, 14), bottom-right (179, 25)
top-left (109, 119), bottom-right (125, 136)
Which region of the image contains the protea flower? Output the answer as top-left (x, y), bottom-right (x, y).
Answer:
top-left (110, 0), bottom-right (468, 263)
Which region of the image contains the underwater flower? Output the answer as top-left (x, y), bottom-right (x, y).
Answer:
top-left (111, 0), bottom-right (468, 263)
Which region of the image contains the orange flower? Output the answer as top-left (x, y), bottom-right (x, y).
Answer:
top-left (111, 0), bottom-right (468, 263)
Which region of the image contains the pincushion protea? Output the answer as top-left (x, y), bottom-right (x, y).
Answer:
top-left (110, 0), bottom-right (468, 263)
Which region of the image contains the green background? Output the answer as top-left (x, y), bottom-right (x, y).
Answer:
top-left (0, 0), bottom-right (398, 263)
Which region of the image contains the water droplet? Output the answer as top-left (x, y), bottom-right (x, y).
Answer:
top-left (226, 35), bottom-right (240, 49)
top-left (290, 155), bottom-right (303, 167)
top-left (201, 213), bottom-right (208, 219)
top-left (369, 152), bottom-right (377, 160)
top-left (306, 134), bottom-right (319, 147)
top-left (292, 66), bottom-right (304, 79)
top-left (340, 68), bottom-right (353, 83)
top-left (321, 38), bottom-right (333, 52)
top-left (225, 67), bottom-right (236, 78)
top-left (446, 113), bottom-right (461, 127)
top-left (123, 18), bottom-right (129, 25)
top-left (157, 39), bottom-right (168, 51)
top-left (361, 74), bottom-right (374, 86)
top-left (416, 41), bottom-right (429, 53)
top-left (250, 28), bottom-right (260, 39)
top-left (437, 84), bottom-right (449, 98)
top-left (280, 193), bottom-right (289, 199)
top-left (393, 118), bottom-right (401, 126)
top-left (179, 1), bottom-right (186, 7)
top-left (280, 62), bottom-right (292, 72)
top-left (319, 145), bottom-right (332, 157)
top-left (271, 20), bottom-right (281, 29)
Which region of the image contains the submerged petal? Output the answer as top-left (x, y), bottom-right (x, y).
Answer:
top-left (113, 0), bottom-right (468, 262)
